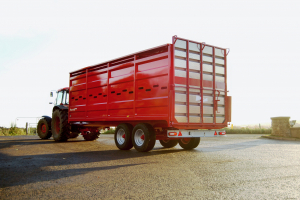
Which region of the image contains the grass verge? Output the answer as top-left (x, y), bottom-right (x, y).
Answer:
top-left (0, 123), bottom-right (37, 136)
top-left (224, 127), bottom-right (271, 134)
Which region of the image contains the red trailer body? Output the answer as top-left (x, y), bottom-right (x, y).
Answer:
top-left (68, 36), bottom-right (231, 132)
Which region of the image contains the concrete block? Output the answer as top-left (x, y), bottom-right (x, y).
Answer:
top-left (271, 116), bottom-right (291, 137)
top-left (290, 127), bottom-right (300, 139)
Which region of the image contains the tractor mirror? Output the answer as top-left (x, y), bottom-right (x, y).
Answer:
top-left (50, 92), bottom-right (53, 97)
top-left (49, 102), bottom-right (53, 104)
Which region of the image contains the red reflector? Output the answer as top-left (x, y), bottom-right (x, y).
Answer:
top-left (168, 132), bottom-right (177, 136)
top-left (178, 131), bottom-right (182, 136)
top-left (219, 131), bottom-right (226, 135)
top-left (214, 131), bottom-right (217, 135)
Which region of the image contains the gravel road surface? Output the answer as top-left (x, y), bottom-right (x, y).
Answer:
top-left (1, 134), bottom-right (300, 199)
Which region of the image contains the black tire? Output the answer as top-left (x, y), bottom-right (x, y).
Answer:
top-left (68, 132), bottom-right (79, 139)
top-left (51, 110), bottom-right (69, 142)
top-left (159, 140), bottom-right (178, 148)
top-left (178, 138), bottom-right (200, 150)
top-left (68, 126), bottom-right (80, 139)
top-left (114, 123), bottom-right (133, 150)
top-left (132, 123), bottom-right (156, 152)
top-left (83, 131), bottom-right (100, 141)
top-left (37, 118), bottom-right (52, 139)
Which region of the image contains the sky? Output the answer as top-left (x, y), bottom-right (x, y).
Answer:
top-left (1, 0), bottom-right (300, 128)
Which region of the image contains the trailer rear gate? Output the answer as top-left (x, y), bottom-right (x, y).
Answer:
top-left (172, 36), bottom-right (229, 129)
top-left (69, 36), bottom-right (230, 129)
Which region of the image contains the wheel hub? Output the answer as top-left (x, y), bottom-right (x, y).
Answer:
top-left (134, 129), bottom-right (145, 147)
top-left (181, 138), bottom-right (191, 144)
top-left (41, 124), bottom-right (46, 133)
top-left (116, 129), bottom-right (125, 145)
top-left (55, 117), bottom-right (60, 133)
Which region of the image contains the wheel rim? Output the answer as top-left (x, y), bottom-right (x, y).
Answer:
top-left (134, 129), bottom-right (145, 147)
top-left (181, 138), bottom-right (190, 145)
top-left (116, 128), bottom-right (125, 145)
top-left (41, 124), bottom-right (46, 134)
top-left (55, 117), bottom-right (60, 133)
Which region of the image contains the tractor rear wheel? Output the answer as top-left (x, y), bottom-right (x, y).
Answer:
top-left (159, 140), bottom-right (178, 148)
top-left (51, 110), bottom-right (69, 142)
top-left (37, 118), bottom-right (52, 139)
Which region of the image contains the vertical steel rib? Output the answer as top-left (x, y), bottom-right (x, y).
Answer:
top-left (213, 47), bottom-right (216, 124)
top-left (200, 43), bottom-right (203, 124)
top-left (186, 41), bottom-right (189, 124)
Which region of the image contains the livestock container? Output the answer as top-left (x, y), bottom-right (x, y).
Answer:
top-left (69, 36), bottom-right (231, 130)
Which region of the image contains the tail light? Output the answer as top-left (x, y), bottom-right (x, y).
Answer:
top-left (168, 132), bottom-right (177, 136)
top-left (219, 131), bottom-right (226, 135)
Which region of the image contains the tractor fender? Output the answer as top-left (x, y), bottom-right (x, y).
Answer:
top-left (41, 115), bottom-right (52, 120)
top-left (52, 105), bottom-right (68, 113)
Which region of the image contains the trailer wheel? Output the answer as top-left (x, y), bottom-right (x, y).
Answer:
top-left (68, 132), bottom-right (79, 139)
top-left (178, 138), bottom-right (200, 150)
top-left (132, 123), bottom-right (156, 152)
top-left (114, 124), bottom-right (133, 150)
top-left (68, 126), bottom-right (80, 139)
top-left (51, 110), bottom-right (69, 142)
top-left (83, 131), bottom-right (100, 141)
top-left (159, 140), bottom-right (178, 148)
top-left (37, 118), bottom-right (52, 139)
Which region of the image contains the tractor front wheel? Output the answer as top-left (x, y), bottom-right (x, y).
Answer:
top-left (37, 118), bottom-right (52, 139)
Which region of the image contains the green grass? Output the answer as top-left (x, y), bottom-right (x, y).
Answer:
top-left (224, 127), bottom-right (271, 134)
top-left (0, 122), bottom-right (37, 136)
top-left (102, 128), bottom-right (115, 134)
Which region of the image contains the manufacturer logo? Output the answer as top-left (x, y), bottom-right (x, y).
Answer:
top-left (70, 108), bottom-right (77, 111)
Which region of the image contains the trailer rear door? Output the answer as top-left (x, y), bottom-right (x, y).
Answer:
top-left (172, 36), bottom-right (227, 127)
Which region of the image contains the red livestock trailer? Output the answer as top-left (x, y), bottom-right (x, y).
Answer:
top-left (37, 35), bottom-right (231, 152)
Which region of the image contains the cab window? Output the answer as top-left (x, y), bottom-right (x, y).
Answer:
top-left (65, 91), bottom-right (69, 104)
top-left (56, 91), bottom-right (64, 105)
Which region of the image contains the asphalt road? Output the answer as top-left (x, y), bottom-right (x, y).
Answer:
top-left (1, 134), bottom-right (300, 200)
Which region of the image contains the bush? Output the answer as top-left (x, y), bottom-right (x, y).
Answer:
top-left (0, 127), bottom-right (10, 136)
top-left (102, 128), bottom-right (115, 134)
top-left (0, 122), bottom-right (36, 136)
top-left (224, 127), bottom-right (271, 134)
top-left (28, 128), bottom-right (37, 134)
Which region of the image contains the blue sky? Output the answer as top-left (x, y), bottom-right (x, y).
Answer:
top-left (1, 0), bottom-right (300, 128)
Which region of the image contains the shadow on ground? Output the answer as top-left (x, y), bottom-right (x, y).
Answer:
top-left (0, 137), bottom-right (183, 188)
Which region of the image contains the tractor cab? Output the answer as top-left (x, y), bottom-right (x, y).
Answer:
top-left (50, 87), bottom-right (69, 107)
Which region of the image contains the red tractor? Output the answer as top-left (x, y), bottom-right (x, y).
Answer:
top-left (37, 87), bottom-right (100, 142)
